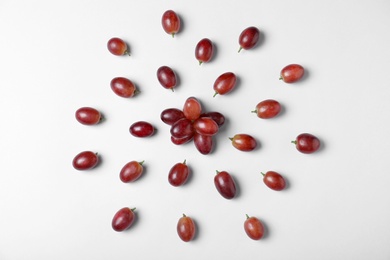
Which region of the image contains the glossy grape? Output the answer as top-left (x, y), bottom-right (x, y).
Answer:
top-left (230, 134), bottom-right (257, 152)
top-left (194, 133), bottom-right (213, 155)
top-left (161, 108), bottom-right (185, 125)
top-left (238, 27), bottom-right (260, 52)
top-left (252, 99), bottom-right (281, 119)
top-left (75, 107), bottom-right (101, 125)
top-left (171, 135), bottom-right (194, 145)
top-left (195, 38), bottom-right (214, 65)
top-left (72, 151), bottom-right (99, 171)
top-left (177, 214), bottom-right (196, 242)
top-left (112, 207), bottom-right (136, 232)
top-left (214, 171), bottom-right (237, 199)
top-left (157, 66), bottom-right (177, 91)
top-left (213, 72), bottom-right (237, 97)
top-left (292, 133), bottom-right (320, 154)
top-left (200, 112), bottom-right (225, 127)
top-left (280, 64), bottom-right (305, 83)
top-left (107, 37), bottom-right (129, 56)
top-left (244, 215), bottom-right (264, 240)
top-left (162, 10), bottom-right (180, 37)
top-left (129, 121), bottom-right (154, 137)
top-left (183, 97), bottom-right (202, 121)
top-left (168, 160), bottom-right (189, 187)
top-left (193, 117), bottom-right (219, 136)
top-left (120, 161), bottom-right (144, 183)
top-left (262, 171), bottom-right (286, 191)
top-left (110, 77), bottom-right (137, 98)
top-left (170, 118), bottom-right (194, 138)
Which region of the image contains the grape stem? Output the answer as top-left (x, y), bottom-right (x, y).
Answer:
top-left (172, 33), bottom-right (175, 38)
top-left (124, 50), bottom-right (131, 56)
top-left (251, 110), bottom-right (257, 113)
top-left (139, 160), bottom-right (145, 165)
top-left (213, 92), bottom-right (218, 98)
top-left (238, 46), bottom-right (243, 53)
top-left (131, 207), bottom-right (136, 212)
top-left (199, 61), bottom-right (203, 66)
top-left (260, 172), bottom-right (265, 177)
top-left (246, 214), bottom-right (250, 219)
top-left (291, 140), bottom-right (297, 144)
top-left (183, 159), bottom-right (186, 164)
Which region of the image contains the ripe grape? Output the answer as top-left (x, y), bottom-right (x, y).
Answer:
top-left (162, 10), bottom-right (180, 37)
top-left (129, 121), bottom-right (154, 137)
top-left (195, 38), bottom-right (214, 65)
top-left (193, 133), bottom-right (213, 155)
top-left (72, 151), bottom-right (99, 170)
top-left (157, 66), bottom-right (177, 91)
top-left (183, 97), bottom-right (202, 121)
top-left (193, 117), bottom-right (219, 136)
top-left (120, 161), bottom-right (144, 183)
top-left (213, 72), bottom-right (237, 97)
top-left (170, 118), bottom-right (194, 138)
top-left (292, 133), bottom-right (320, 154)
top-left (112, 207), bottom-right (136, 232)
top-left (244, 214), bottom-right (264, 240)
top-left (230, 134), bottom-right (257, 151)
top-left (171, 135), bottom-right (194, 145)
top-left (200, 112), bottom-right (225, 127)
top-left (238, 27), bottom-right (260, 52)
top-left (168, 160), bottom-right (190, 187)
top-left (177, 214), bottom-right (196, 242)
top-left (75, 107), bottom-right (101, 125)
top-left (110, 77), bottom-right (137, 98)
top-left (107, 37), bottom-right (130, 56)
top-left (261, 171), bottom-right (286, 191)
top-left (214, 171), bottom-right (237, 199)
top-left (161, 108), bottom-right (185, 125)
top-left (252, 99), bottom-right (281, 119)
top-left (280, 64), bottom-right (305, 83)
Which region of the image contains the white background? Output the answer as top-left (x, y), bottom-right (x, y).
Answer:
top-left (1, 0), bottom-right (390, 259)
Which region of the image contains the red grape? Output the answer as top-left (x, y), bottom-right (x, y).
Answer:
top-left (177, 214), bottom-right (196, 242)
top-left (107, 37), bottom-right (130, 56)
top-left (183, 97), bottom-right (202, 121)
top-left (157, 66), bottom-right (177, 91)
top-left (292, 133), bottom-right (320, 154)
top-left (162, 10), bottom-right (180, 37)
top-left (168, 160), bottom-right (190, 187)
top-left (120, 161), bottom-right (144, 183)
top-left (280, 64), bottom-right (304, 83)
top-left (129, 121), bottom-right (154, 137)
top-left (230, 134), bottom-right (257, 152)
top-left (193, 133), bottom-right (213, 155)
top-left (112, 207), bottom-right (136, 232)
top-left (238, 27), bottom-right (260, 52)
top-left (261, 171), bottom-right (286, 191)
top-left (252, 99), bottom-right (281, 119)
top-left (72, 151), bottom-right (99, 170)
top-left (193, 117), bottom-right (219, 136)
top-left (244, 214), bottom-right (264, 240)
top-left (171, 135), bottom-right (194, 145)
top-left (213, 72), bottom-right (237, 97)
top-left (170, 118), bottom-right (194, 138)
top-left (200, 112), bottom-right (225, 127)
top-left (161, 108), bottom-right (185, 125)
top-left (214, 171), bottom-right (237, 199)
top-left (110, 77), bottom-right (137, 98)
top-left (75, 107), bottom-right (101, 125)
top-left (195, 38), bottom-right (214, 65)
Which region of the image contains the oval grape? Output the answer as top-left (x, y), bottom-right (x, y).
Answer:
top-left (120, 161), bottom-right (144, 183)
top-left (244, 215), bottom-right (264, 240)
top-left (193, 117), bottom-right (219, 136)
top-left (238, 27), bottom-right (260, 52)
top-left (292, 133), bottom-right (320, 154)
top-left (183, 97), bottom-right (202, 121)
top-left (214, 171), bottom-right (237, 199)
top-left (162, 10), bottom-right (180, 37)
top-left (75, 107), bottom-right (101, 125)
top-left (112, 207), bottom-right (136, 232)
top-left (253, 99), bottom-right (281, 119)
top-left (262, 171), bottom-right (286, 191)
top-left (129, 121), bottom-right (154, 138)
top-left (213, 72), bottom-right (237, 97)
top-left (157, 66), bottom-right (177, 91)
top-left (72, 151), bottom-right (99, 171)
top-left (200, 112), bottom-right (225, 127)
top-left (230, 134), bottom-right (257, 152)
top-left (107, 37), bottom-right (129, 56)
top-left (171, 135), bottom-right (194, 145)
top-left (168, 160), bottom-right (190, 187)
top-left (193, 133), bottom-right (213, 155)
top-left (177, 214), bottom-right (196, 242)
top-left (110, 77), bottom-right (137, 98)
top-left (161, 108), bottom-right (185, 125)
top-left (170, 118), bottom-right (194, 138)
top-left (280, 64), bottom-right (304, 83)
top-left (195, 38), bottom-right (214, 65)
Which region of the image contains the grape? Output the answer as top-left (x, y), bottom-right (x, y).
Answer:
top-left (193, 117), bottom-right (219, 136)
top-left (129, 121), bottom-right (154, 137)
top-left (112, 207), bottom-right (136, 232)
top-left (230, 134), bottom-right (257, 151)
top-left (120, 161), bottom-right (144, 183)
top-left (292, 133), bottom-right (320, 154)
top-left (72, 151), bottom-right (99, 170)
top-left (213, 72), bottom-right (237, 97)
top-left (170, 118), bottom-right (194, 138)
top-left (161, 108), bottom-right (185, 125)
top-left (157, 66), bottom-right (177, 91)
top-left (107, 37), bottom-right (130, 56)
top-left (177, 214), bottom-right (196, 242)
top-left (193, 133), bottom-right (213, 155)
top-left (238, 27), bottom-right (260, 52)
top-left (280, 64), bottom-right (304, 83)
top-left (195, 38), bottom-right (214, 65)
top-left (200, 112), bottom-right (225, 127)
top-left (252, 99), bottom-right (281, 119)
top-left (261, 171), bottom-right (286, 191)
top-left (244, 214), bottom-right (264, 240)
top-left (75, 107), bottom-right (101, 125)
top-left (183, 97), bottom-right (202, 121)
top-left (214, 171), bottom-right (237, 199)
top-left (110, 77), bottom-right (137, 98)
top-left (171, 135), bottom-right (194, 145)
top-left (162, 10), bottom-right (180, 37)
top-left (168, 160), bottom-right (190, 187)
